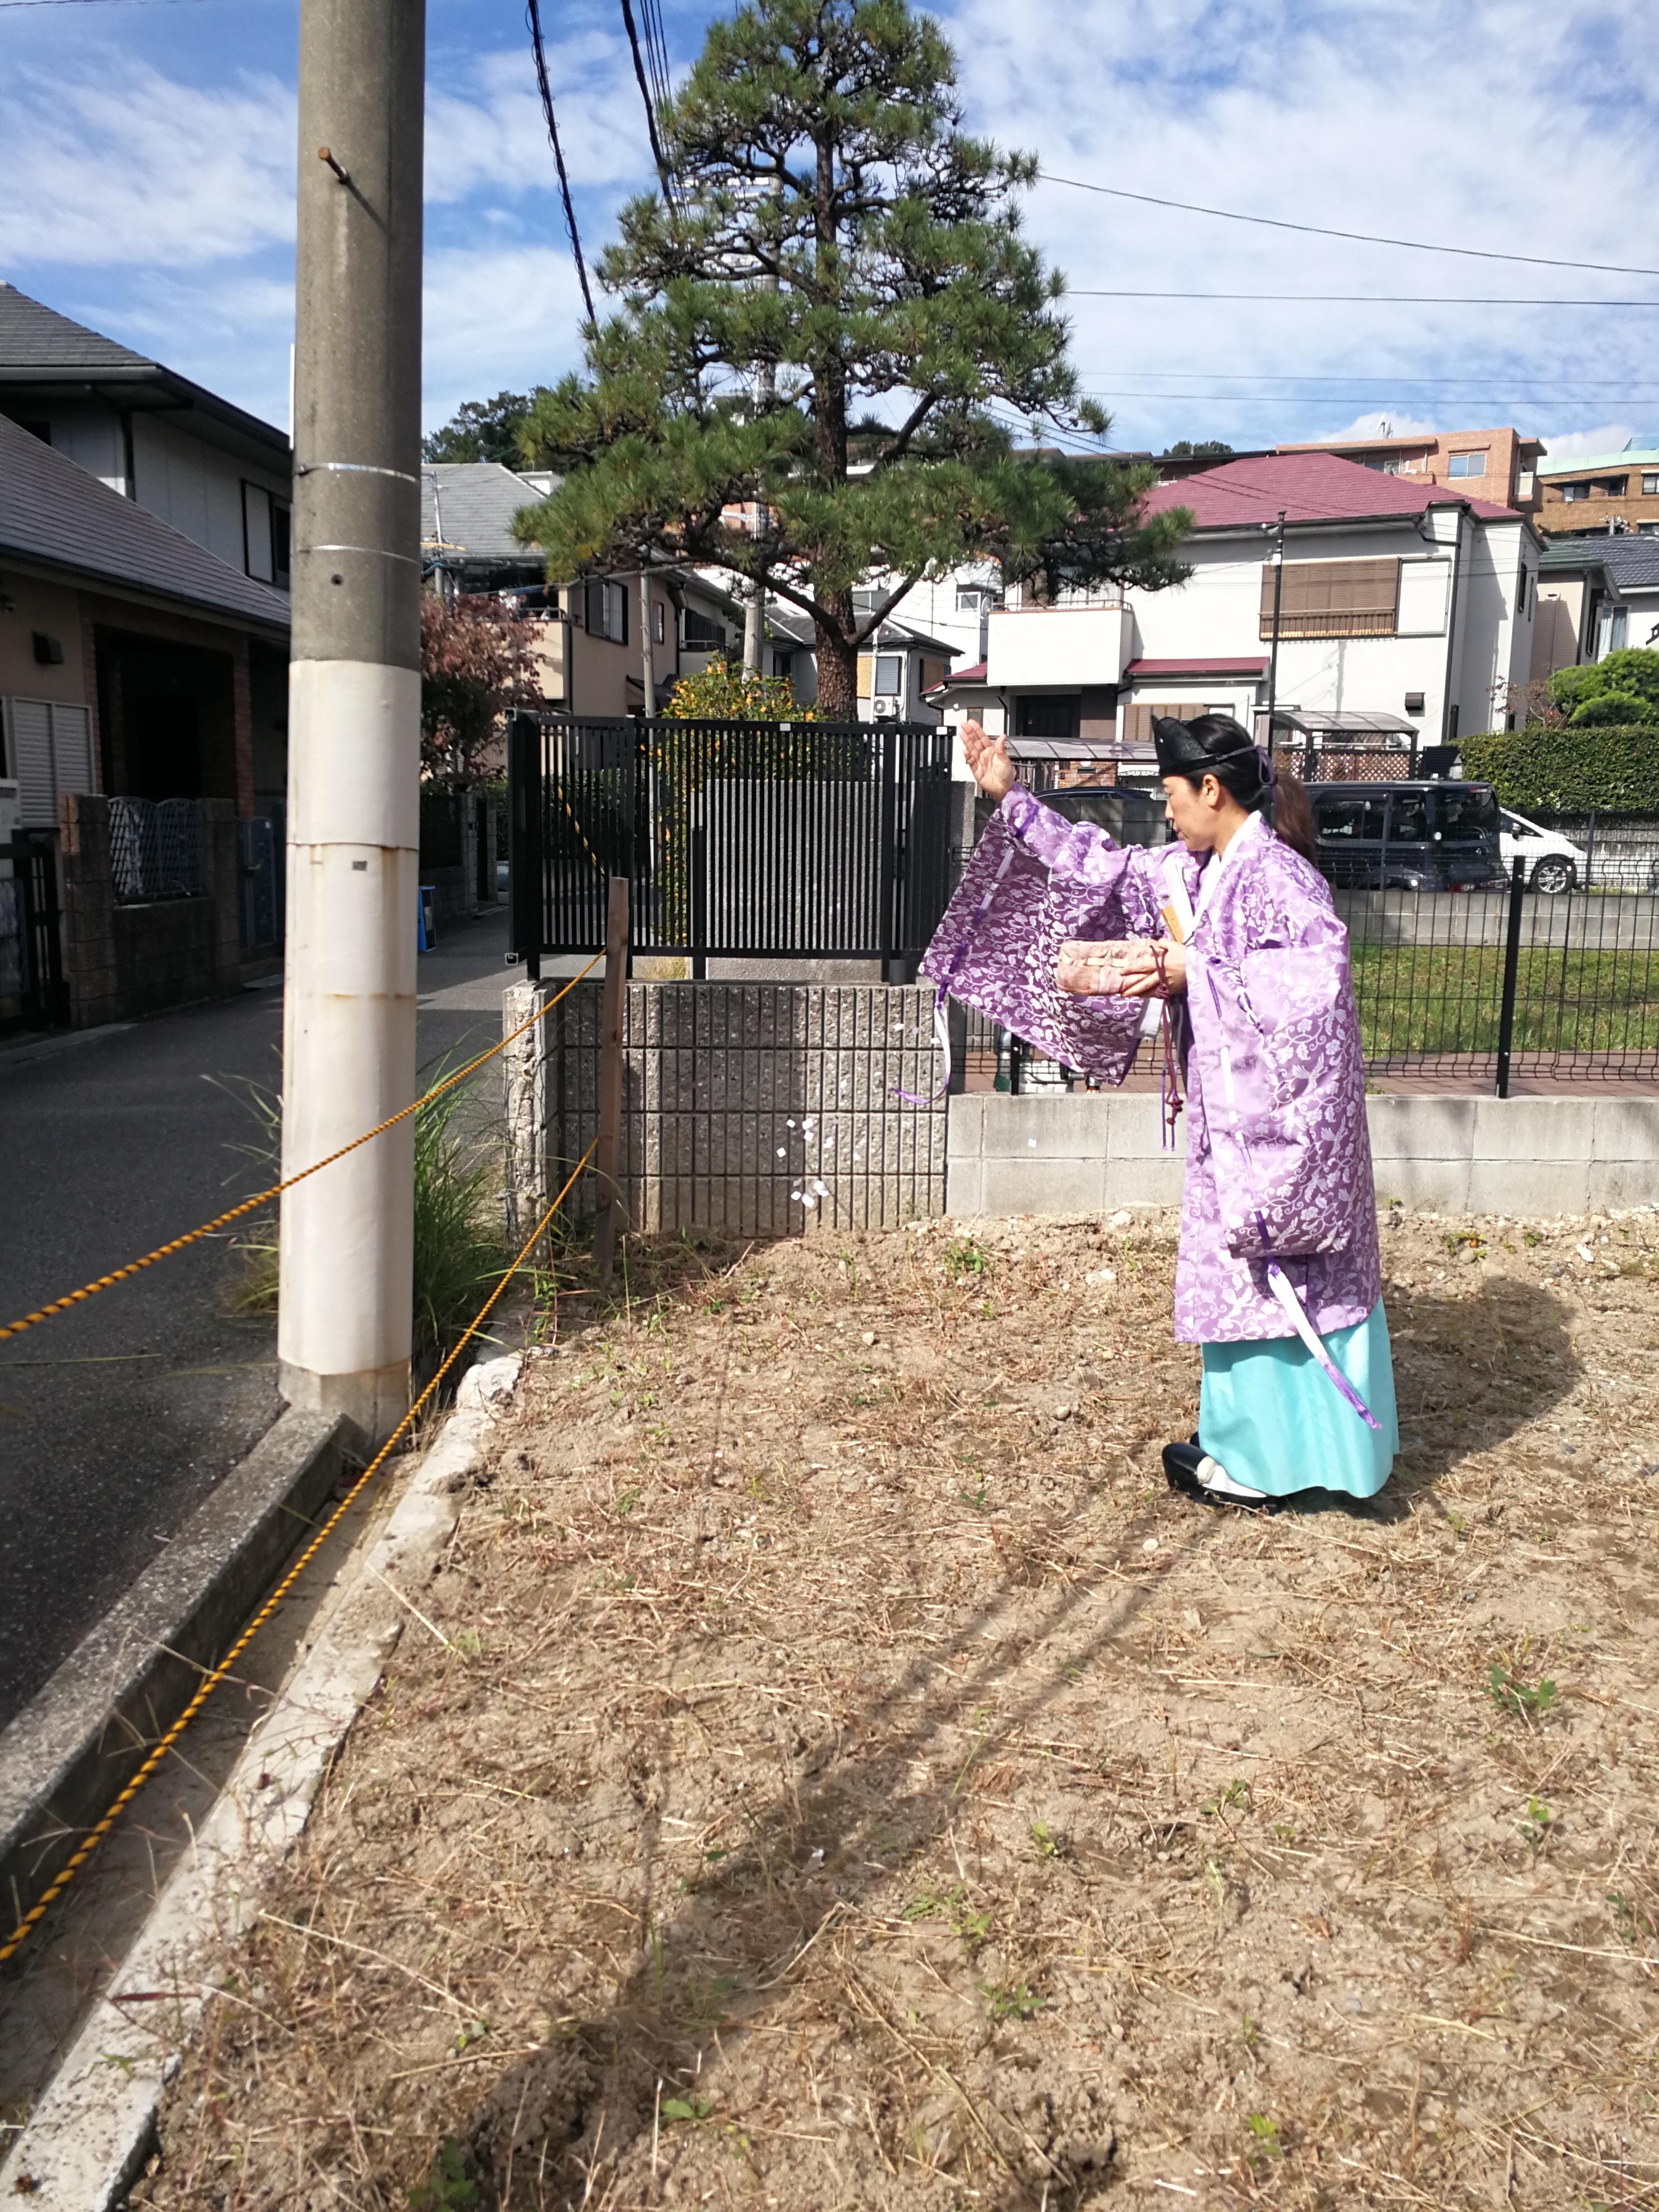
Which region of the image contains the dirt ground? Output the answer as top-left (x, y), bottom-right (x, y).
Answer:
top-left (138, 1204), bottom-right (1659, 2211)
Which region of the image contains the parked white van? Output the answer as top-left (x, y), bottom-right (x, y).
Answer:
top-left (1497, 809), bottom-right (1588, 895)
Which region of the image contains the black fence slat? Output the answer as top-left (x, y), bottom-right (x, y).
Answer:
top-left (518, 715), bottom-right (954, 969)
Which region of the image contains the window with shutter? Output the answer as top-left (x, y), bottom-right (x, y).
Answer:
top-left (1260, 557), bottom-right (1399, 640)
top-left (3, 698), bottom-right (94, 827)
top-left (1122, 701), bottom-right (1206, 745)
top-left (584, 580), bottom-right (605, 635)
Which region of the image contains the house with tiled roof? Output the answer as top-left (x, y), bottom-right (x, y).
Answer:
top-left (926, 450), bottom-right (1541, 784)
top-left (0, 408), bottom-right (289, 824)
top-left (1532, 533), bottom-right (1659, 677)
top-left (0, 283), bottom-right (292, 592)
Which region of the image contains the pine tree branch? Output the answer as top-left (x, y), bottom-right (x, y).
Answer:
top-left (850, 574), bottom-right (924, 648)
top-left (866, 394), bottom-right (937, 474)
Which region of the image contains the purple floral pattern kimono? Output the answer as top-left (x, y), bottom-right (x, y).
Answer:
top-left (922, 787), bottom-right (1382, 1347)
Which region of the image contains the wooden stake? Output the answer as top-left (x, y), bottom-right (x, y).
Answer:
top-left (593, 875), bottom-right (629, 1292)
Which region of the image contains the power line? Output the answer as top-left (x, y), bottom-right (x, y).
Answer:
top-left (0, 0), bottom-right (224, 9)
top-left (1070, 291), bottom-right (1659, 308)
top-left (1075, 368), bottom-right (1659, 391)
top-left (526, 0), bottom-right (595, 329)
top-left (1081, 390), bottom-right (1659, 406)
top-left (619, 0), bottom-right (675, 204)
top-left (1039, 172), bottom-right (1659, 280)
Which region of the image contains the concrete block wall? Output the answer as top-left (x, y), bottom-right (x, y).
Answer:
top-left (947, 1092), bottom-right (1658, 1219)
top-left (504, 979), bottom-right (949, 1239)
top-left (59, 793), bottom-right (241, 1030)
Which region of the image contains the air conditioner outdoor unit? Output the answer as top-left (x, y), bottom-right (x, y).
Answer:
top-left (871, 696), bottom-right (900, 719)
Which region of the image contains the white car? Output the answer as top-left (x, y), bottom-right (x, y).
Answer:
top-left (1498, 808), bottom-right (1587, 895)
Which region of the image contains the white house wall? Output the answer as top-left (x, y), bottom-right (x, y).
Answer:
top-left (1124, 511), bottom-right (1531, 745)
top-left (1453, 518), bottom-right (1532, 735)
top-left (130, 415), bottom-right (273, 575)
top-left (26, 402), bottom-right (126, 493)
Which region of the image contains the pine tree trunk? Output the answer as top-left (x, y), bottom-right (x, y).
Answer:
top-left (814, 595), bottom-right (857, 719)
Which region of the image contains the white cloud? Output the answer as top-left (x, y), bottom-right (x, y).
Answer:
top-left (1533, 422), bottom-right (1640, 463)
top-left (942, 0), bottom-right (1659, 454)
top-left (426, 36), bottom-right (653, 205)
top-left (0, 63), bottom-right (294, 270)
top-left (1309, 410), bottom-right (1443, 442)
top-left (422, 244), bottom-right (588, 427)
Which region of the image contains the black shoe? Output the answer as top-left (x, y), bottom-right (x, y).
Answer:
top-left (1162, 1440), bottom-right (1276, 1513)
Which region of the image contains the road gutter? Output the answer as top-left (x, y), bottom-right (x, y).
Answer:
top-left (0, 1359), bottom-right (518, 2207)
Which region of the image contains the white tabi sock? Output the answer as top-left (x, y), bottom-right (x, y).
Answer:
top-left (1196, 1454), bottom-right (1269, 1503)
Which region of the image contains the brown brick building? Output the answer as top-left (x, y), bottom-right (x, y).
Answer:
top-left (1534, 442), bottom-right (1659, 541)
top-left (1271, 426), bottom-right (1545, 522)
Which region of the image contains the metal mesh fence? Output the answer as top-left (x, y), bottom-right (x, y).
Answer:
top-left (950, 867), bottom-right (1658, 1093)
top-left (542, 981), bottom-right (948, 1235)
top-left (108, 797), bottom-right (206, 904)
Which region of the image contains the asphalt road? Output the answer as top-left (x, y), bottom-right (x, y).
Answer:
top-left (0, 907), bottom-right (519, 1728)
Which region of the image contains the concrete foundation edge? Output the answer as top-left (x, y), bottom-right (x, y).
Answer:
top-left (945, 1093), bottom-right (1659, 1218)
top-left (0, 1365), bottom-right (515, 2209)
top-left (0, 1408), bottom-right (358, 1948)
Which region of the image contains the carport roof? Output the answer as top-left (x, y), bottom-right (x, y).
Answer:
top-left (0, 411), bottom-right (291, 631)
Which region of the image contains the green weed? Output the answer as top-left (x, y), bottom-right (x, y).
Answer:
top-left (215, 1052), bottom-right (507, 1367)
top-left (1488, 1664), bottom-right (1557, 1721)
top-left (1520, 1797), bottom-right (1554, 1849)
top-left (903, 1883), bottom-right (991, 1952)
top-left (409, 2139), bottom-right (478, 2209)
top-left (1245, 2114), bottom-right (1283, 2162)
top-left (983, 1981), bottom-right (1042, 2023)
top-left (661, 2093), bottom-right (713, 2125)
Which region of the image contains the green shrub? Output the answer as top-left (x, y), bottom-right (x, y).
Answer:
top-left (1457, 723), bottom-right (1659, 813)
top-left (1571, 691), bottom-right (1650, 727)
top-left (1550, 647), bottom-right (1659, 725)
top-left (216, 1059), bottom-right (506, 1370)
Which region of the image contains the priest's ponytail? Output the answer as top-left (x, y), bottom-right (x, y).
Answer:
top-left (1270, 772), bottom-right (1316, 864)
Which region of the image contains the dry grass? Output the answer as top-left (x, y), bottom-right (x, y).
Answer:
top-left (136, 1205), bottom-right (1659, 2211)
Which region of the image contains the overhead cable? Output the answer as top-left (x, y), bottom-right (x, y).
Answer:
top-left (620, 0), bottom-right (676, 204)
top-left (1071, 292), bottom-right (1659, 308)
top-left (527, 0), bottom-right (596, 328)
top-left (1040, 173), bottom-right (1659, 280)
top-left (1075, 367), bottom-right (1659, 390)
top-left (1081, 390), bottom-right (1659, 407)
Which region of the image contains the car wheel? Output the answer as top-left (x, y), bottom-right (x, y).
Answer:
top-left (1531, 857), bottom-right (1575, 895)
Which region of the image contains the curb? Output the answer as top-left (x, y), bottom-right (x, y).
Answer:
top-left (0, 1406), bottom-right (356, 1952)
top-left (0, 1360), bottom-right (518, 2210)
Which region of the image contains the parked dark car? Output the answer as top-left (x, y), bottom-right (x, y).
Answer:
top-left (1034, 781), bottom-right (1171, 846)
top-left (1310, 779), bottom-right (1504, 891)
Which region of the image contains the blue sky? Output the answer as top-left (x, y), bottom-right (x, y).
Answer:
top-left (4, 0), bottom-right (1659, 464)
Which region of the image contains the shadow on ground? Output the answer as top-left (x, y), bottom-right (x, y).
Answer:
top-left (444, 1268), bottom-right (1582, 2209)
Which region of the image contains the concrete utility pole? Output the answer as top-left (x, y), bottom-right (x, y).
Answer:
top-left (743, 235), bottom-right (780, 673)
top-left (279, 0), bottom-right (426, 1440)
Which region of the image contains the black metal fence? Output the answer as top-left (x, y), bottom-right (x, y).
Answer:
top-left (508, 714), bottom-right (954, 977)
top-left (962, 856), bottom-right (1658, 1095)
top-left (1343, 864), bottom-right (1658, 1088)
top-left (237, 813), bottom-right (285, 952)
top-left (0, 833), bottom-right (64, 1031)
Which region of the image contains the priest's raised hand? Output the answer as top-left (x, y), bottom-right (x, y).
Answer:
top-left (959, 719), bottom-right (1015, 801)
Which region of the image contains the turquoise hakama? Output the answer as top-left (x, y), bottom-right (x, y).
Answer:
top-left (1198, 1300), bottom-right (1398, 1500)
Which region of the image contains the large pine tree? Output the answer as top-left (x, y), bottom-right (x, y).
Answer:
top-left (516, 0), bottom-right (1190, 717)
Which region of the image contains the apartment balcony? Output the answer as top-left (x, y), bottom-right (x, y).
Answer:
top-left (984, 603), bottom-right (1133, 690)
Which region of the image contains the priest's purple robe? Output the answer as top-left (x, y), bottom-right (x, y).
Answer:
top-left (921, 787), bottom-right (1382, 1346)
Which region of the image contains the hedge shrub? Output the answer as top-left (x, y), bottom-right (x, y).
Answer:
top-left (1458, 724), bottom-right (1659, 813)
